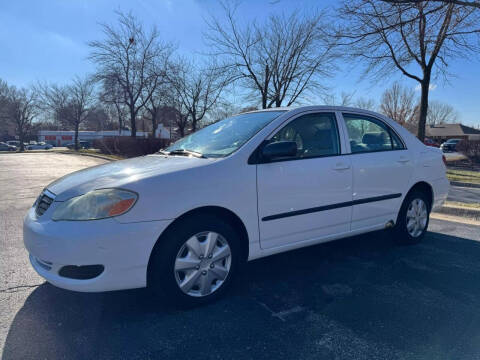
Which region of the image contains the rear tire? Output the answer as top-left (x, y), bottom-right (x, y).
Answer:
top-left (148, 214), bottom-right (241, 308)
top-left (394, 190), bottom-right (430, 245)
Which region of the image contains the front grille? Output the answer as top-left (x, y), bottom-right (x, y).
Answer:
top-left (35, 192), bottom-right (54, 216)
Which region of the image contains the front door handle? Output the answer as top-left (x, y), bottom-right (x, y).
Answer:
top-left (333, 162), bottom-right (350, 170)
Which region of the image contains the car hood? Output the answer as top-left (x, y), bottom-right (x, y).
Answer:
top-left (47, 154), bottom-right (214, 201)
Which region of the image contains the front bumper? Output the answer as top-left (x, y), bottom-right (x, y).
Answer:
top-left (24, 206), bottom-right (171, 292)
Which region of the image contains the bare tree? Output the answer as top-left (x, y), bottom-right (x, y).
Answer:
top-left (206, 5), bottom-right (335, 108)
top-left (0, 80), bottom-right (9, 134)
top-left (355, 97), bottom-right (377, 111)
top-left (38, 76), bottom-right (96, 150)
top-left (100, 73), bottom-right (128, 133)
top-left (322, 91), bottom-right (356, 106)
top-left (382, 0), bottom-right (480, 9)
top-left (88, 11), bottom-right (174, 137)
top-left (141, 58), bottom-right (173, 137)
top-left (3, 86), bottom-right (38, 151)
top-left (335, 1), bottom-right (480, 140)
top-left (83, 106), bottom-right (115, 131)
top-left (142, 83), bottom-right (169, 137)
top-left (67, 77), bottom-right (97, 149)
top-left (380, 82), bottom-right (417, 127)
top-left (207, 101), bottom-right (240, 124)
top-left (171, 61), bottom-right (227, 132)
top-left (427, 100), bottom-right (458, 125)
top-left (168, 96), bottom-right (189, 138)
top-left (0, 79), bottom-right (8, 105)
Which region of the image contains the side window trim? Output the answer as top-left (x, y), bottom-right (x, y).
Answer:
top-left (249, 111), bottom-right (342, 164)
top-left (335, 111), bottom-right (351, 154)
top-left (341, 112), bottom-right (407, 154)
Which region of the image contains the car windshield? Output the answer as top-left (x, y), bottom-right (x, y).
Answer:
top-left (446, 139), bottom-right (460, 143)
top-left (165, 111), bottom-right (285, 158)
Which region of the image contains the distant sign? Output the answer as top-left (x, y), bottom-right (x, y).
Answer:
top-left (45, 135), bottom-right (56, 140)
top-left (61, 135), bottom-right (73, 140)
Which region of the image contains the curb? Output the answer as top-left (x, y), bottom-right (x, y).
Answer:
top-left (450, 181), bottom-right (480, 189)
top-left (56, 151), bottom-right (118, 162)
top-left (4, 149), bottom-right (120, 162)
top-left (433, 205), bottom-right (480, 222)
top-left (0, 149), bottom-right (119, 161)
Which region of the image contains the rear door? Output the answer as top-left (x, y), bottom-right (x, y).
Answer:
top-left (341, 113), bottom-right (414, 231)
top-left (256, 111), bottom-right (353, 249)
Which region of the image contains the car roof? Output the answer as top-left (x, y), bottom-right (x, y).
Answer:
top-left (245, 105), bottom-right (390, 119)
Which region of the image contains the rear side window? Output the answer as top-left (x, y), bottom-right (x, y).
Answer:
top-left (343, 113), bottom-right (404, 153)
top-left (271, 112), bottom-right (340, 159)
top-left (391, 131), bottom-right (405, 150)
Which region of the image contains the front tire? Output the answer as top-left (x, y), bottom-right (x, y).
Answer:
top-left (394, 191), bottom-right (430, 245)
top-left (148, 214), bottom-right (241, 307)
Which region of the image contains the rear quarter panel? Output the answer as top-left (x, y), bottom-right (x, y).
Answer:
top-left (408, 139), bottom-right (449, 210)
top-left (376, 118), bottom-right (449, 212)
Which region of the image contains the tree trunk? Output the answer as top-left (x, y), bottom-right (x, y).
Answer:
top-left (74, 122), bottom-right (80, 151)
top-left (18, 130), bottom-right (25, 152)
top-left (262, 64), bottom-right (269, 109)
top-left (118, 115), bottom-right (123, 135)
top-left (191, 115), bottom-right (197, 132)
top-left (275, 95), bottom-right (281, 107)
top-left (178, 124), bottom-right (185, 137)
top-left (150, 110), bottom-right (158, 138)
top-left (130, 106), bottom-right (136, 138)
top-left (416, 74), bottom-right (431, 142)
top-left (151, 119), bottom-right (157, 138)
top-left (178, 115), bottom-right (186, 137)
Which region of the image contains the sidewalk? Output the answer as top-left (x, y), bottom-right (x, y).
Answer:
top-left (433, 202), bottom-right (480, 225)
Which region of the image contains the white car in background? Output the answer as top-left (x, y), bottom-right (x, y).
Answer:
top-left (24, 106), bottom-right (449, 306)
top-left (26, 142), bottom-right (53, 150)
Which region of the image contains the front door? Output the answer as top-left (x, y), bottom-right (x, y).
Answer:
top-left (256, 112), bottom-right (353, 249)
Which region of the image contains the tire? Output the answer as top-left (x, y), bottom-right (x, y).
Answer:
top-left (394, 190), bottom-right (430, 245)
top-left (148, 213), bottom-right (242, 307)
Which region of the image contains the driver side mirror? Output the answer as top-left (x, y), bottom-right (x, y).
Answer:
top-left (261, 141), bottom-right (297, 162)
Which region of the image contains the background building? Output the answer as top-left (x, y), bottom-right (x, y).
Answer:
top-left (426, 124), bottom-right (480, 143)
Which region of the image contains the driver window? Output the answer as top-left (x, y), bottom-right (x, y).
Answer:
top-left (271, 112), bottom-right (340, 160)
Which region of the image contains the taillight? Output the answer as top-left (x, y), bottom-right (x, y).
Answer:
top-left (442, 155), bottom-right (447, 166)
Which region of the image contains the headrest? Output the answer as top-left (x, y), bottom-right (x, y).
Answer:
top-left (362, 132), bottom-right (386, 145)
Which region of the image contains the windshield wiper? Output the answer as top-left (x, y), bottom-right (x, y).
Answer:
top-left (165, 149), bottom-right (207, 158)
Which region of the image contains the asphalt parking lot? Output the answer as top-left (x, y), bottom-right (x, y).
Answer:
top-left (1, 153), bottom-right (480, 360)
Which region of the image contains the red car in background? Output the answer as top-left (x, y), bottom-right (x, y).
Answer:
top-left (424, 138), bottom-right (439, 147)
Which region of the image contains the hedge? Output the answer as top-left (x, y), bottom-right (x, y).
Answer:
top-left (457, 140), bottom-right (480, 163)
top-left (93, 137), bottom-right (170, 158)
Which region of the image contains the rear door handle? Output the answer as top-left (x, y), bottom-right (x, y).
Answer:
top-left (397, 156), bottom-right (410, 163)
top-left (333, 162), bottom-right (350, 170)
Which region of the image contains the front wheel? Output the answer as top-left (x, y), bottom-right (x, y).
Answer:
top-left (394, 191), bottom-right (430, 245)
top-left (148, 214), bottom-right (241, 307)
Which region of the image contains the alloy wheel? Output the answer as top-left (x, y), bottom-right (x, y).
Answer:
top-left (406, 198), bottom-right (428, 238)
top-left (174, 231), bottom-right (232, 297)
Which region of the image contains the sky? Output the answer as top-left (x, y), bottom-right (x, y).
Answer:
top-left (0, 0), bottom-right (479, 126)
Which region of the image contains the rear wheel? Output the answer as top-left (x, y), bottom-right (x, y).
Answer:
top-left (394, 191), bottom-right (430, 245)
top-left (148, 214), bottom-right (241, 307)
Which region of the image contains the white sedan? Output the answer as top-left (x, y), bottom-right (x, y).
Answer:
top-left (24, 106), bottom-right (449, 306)
top-left (26, 142), bottom-right (53, 150)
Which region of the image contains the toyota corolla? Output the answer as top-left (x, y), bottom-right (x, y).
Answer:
top-left (24, 106), bottom-right (449, 306)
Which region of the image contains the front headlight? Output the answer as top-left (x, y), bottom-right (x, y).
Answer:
top-left (52, 189), bottom-right (138, 221)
